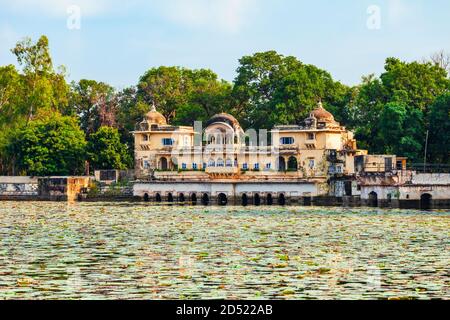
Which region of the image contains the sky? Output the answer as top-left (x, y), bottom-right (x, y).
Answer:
top-left (1, 0), bottom-right (449, 89)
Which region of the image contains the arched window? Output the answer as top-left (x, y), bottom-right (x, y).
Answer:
top-left (288, 156), bottom-right (298, 171)
top-left (226, 159), bottom-right (233, 167)
top-left (278, 157), bottom-right (286, 171)
top-left (208, 159), bottom-right (216, 167)
top-left (217, 158), bottom-right (225, 167)
top-left (159, 157), bottom-right (168, 171)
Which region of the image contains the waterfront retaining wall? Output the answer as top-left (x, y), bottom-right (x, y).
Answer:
top-left (134, 181), bottom-right (320, 206)
top-left (0, 176), bottom-right (39, 200)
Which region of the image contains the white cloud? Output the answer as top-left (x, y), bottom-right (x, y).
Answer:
top-left (157, 0), bottom-right (256, 33)
top-left (0, 0), bottom-right (257, 32)
top-left (0, 0), bottom-right (112, 17)
top-left (387, 0), bottom-right (419, 25)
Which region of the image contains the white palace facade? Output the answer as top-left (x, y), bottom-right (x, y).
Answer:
top-left (132, 102), bottom-right (368, 205)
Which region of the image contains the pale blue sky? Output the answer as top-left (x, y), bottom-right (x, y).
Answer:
top-left (1, 0), bottom-right (449, 88)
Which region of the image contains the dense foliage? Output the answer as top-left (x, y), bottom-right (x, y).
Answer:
top-left (87, 126), bottom-right (132, 171)
top-left (8, 112), bottom-right (87, 176)
top-left (0, 35), bottom-right (449, 175)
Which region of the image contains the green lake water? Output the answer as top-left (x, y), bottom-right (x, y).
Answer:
top-left (0, 202), bottom-right (449, 300)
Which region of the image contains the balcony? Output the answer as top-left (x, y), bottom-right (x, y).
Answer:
top-left (205, 166), bottom-right (240, 175)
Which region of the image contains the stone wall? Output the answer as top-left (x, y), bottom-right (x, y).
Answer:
top-left (134, 181), bottom-right (320, 205)
top-left (0, 176), bottom-right (90, 201)
top-left (0, 176), bottom-right (39, 200)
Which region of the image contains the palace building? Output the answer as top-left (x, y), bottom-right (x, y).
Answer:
top-left (132, 102), bottom-right (367, 205)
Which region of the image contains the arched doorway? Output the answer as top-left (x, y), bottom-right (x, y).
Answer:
top-left (288, 156), bottom-right (298, 171)
top-left (167, 193), bottom-right (174, 203)
top-left (191, 193), bottom-right (197, 205)
top-left (202, 193), bottom-right (209, 206)
top-left (421, 193), bottom-right (432, 210)
top-left (278, 157), bottom-right (286, 171)
top-left (278, 193), bottom-right (286, 206)
top-left (179, 193), bottom-right (185, 203)
top-left (242, 194), bottom-right (248, 206)
top-left (143, 193), bottom-right (149, 202)
top-left (368, 191), bottom-right (378, 207)
top-left (218, 193), bottom-right (228, 206)
top-left (304, 196), bottom-right (312, 206)
top-left (159, 157), bottom-right (168, 171)
top-left (266, 194), bottom-right (273, 206)
top-left (254, 194), bottom-right (261, 206)
top-left (155, 193), bottom-right (162, 203)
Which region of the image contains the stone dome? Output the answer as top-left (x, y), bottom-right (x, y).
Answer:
top-left (310, 101), bottom-right (335, 123)
top-left (206, 113), bottom-right (241, 130)
top-left (145, 104), bottom-right (167, 125)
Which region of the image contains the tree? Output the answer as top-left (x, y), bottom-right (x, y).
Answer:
top-left (377, 103), bottom-right (424, 162)
top-left (232, 51), bottom-right (349, 129)
top-left (271, 64), bottom-right (350, 127)
top-left (0, 65), bottom-right (23, 174)
top-left (430, 50), bottom-right (450, 75)
top-left (173, 71), bottom-right (233, 125)
top-left (347, 57), bottom-right (450, 155)
top-left (380, 57), bottom-right (449, 111)
top-left (69, 79), bottom-right (117, 136)
top-left (428, 93), bottom-right (450, 164)
top-left (378, 103), bottom-right (407, 155)
top-left (138, 67), bottom-right (232, 125)
top-left (11, 36), bottom-right (70, 121)
top-left (8, 112), bottom-right (87, 176)
top-left (137, 67), bottom-right (192, 123)
top-left (116, 87), bottom-right (148, 146)
top-left (87, 126), bottom-right (132, 171)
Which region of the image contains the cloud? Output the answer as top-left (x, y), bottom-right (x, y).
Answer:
top-left (0, 0), bottom-right (113, 17)
top-left (387, 0), bottom-right (419, 25)
top-left (0, 0), bottom-right (257, 32)
top-left (157, 0), bottom-right (256, 33)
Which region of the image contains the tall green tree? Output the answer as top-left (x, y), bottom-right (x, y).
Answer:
top-left (69, 79), bottom-right (117, 136)
top-left (377, 103), bottom-right (424, 162)
top-left (347, 58), bottom-right (449, 157)
top-left (137, 67), bottom-right (232, 124)
top-left (232, 51), bottom-right (349, 129)
top-left (116, 87), bottom-right (148, 146)
top-left (428, 93), bottom-right (450, 164)
top-left (8, 112), bottom-right (87, 176)
top-left (11, 35), bottom-right (70, 121)
top-left (0, 65), bottom-right (23, 174)
top-left (381, 58), bottom-right (449, 111)
top-left (87, 126), bottom-right (132, 171)
top-left (137, 66), bottom-right (192, 123)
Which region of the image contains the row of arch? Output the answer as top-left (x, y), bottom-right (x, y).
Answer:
top-left (143, 192), bottom-right (289, 206)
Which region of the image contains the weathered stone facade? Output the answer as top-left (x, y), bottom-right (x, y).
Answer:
top-left (359, 172), bottom-right (450, 209)
top-left (0, 176), bottom-right (90, 201)
top-left (0, 176), bottom-right (39, 200)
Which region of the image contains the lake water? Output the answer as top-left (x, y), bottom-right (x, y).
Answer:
top-left (0, 202), bottom-right (448, 300)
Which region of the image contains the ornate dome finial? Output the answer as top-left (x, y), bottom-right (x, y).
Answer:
top-left (317, 98), bottom-right (323, 109)
top-left (310, 99), bottom-right (336, 124)
top-left (150, 101), bottom-right (157, 112)
top-left (145, 102), bottom-right (167, 125)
